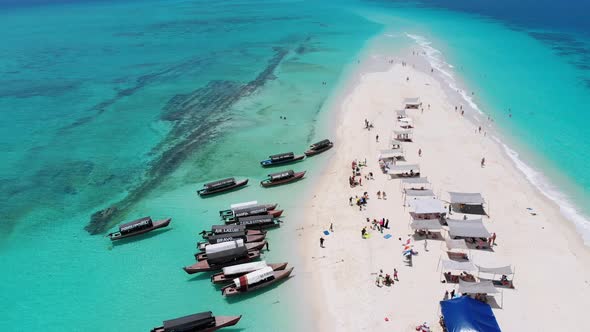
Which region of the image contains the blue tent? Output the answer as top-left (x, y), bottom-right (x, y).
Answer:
top-left (440, 296), bottom-right (501, 332)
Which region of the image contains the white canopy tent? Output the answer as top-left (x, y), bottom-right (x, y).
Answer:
top-left (447, 218), bottom-right (491, 238)
top-left (445, 238), bottom-right (469, 251)
top-left (396, 109), bottom-right (407, 118)
top-left (410, 218), bottom-right (443, 231)
top-left (393, 128), bottom-right (413, 141)
top-left (448, 192), bottom-right (485, 205)
top-left (476, 264), bottom-right (516, 288)
top-left (409, 198), bottom-right (446, 214)
top-left (403, 97), bottom-right (422, 109)
top-left (390, 138), bottom-right (404, 149)
top-left (398, 117), bottom-right (413, 128)
top-left (440, 260), bottom-right (477, 272)
top-left (378, 149), bottom-right (405, 160)
top-left (387, 164), bottom-right (420, 177)
top-left (457, 280), bottom-right (499, 294)
top-left (404, 189), bottom-right (435, 197)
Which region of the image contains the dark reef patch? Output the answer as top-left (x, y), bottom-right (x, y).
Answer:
top-left (85, 47), bottom-right (290, 234)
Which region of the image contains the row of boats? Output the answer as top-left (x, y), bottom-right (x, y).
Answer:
top-left (196, 139), bottom-right (333, 197)
top-left (149, 201), bottom-right (293, 331)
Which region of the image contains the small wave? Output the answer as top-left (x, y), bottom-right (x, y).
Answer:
top-left (494, 137), bottom-right (590, 244)
top-left (405, 32), bottom-right (590, 244)
top-left (405, 33), bottom-right (482, 114)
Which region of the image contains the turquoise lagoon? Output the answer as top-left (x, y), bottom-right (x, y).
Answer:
top-left (2, 0), bottom-right (590, 331)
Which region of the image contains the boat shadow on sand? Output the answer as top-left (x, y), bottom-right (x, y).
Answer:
top-left (222, 275), bottom-right (295, 304)
top-left (110, 228), bottom-right (173, 247)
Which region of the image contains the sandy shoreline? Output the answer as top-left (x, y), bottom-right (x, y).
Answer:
top-left (299, 51), bottom-right (590, 331)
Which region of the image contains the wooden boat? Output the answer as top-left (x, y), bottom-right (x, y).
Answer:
top-left (197, 178), bottom-right (248, 197)
top-left (225, 210), bottom-right (283, 224)
top-left (197, 232), bottom-right (266, 251)
top-left (227, 215), bottom-right (282, 229)
top-left (211, 262), bottom-right (288, 285)
top-left (183, 250), bottom-right (261, 274)
top-left (260, 170), bottom-right (306, 187)
top-left (304, 139), bottom-right (333, 156)
top-left (221, 267), bottom-right (294, 296)
top-left (222, 203), bottom-right (284, 223)
top-left (195, 241), bottom-right (267, 261)
top-left (151, 311), bottom-right (241, 332)
top-left (200, 224), bottom-right (266, 239)
top-left (260, 152), bottom-right (305, 167)
top-left (108, 217), bottom-right (171, 241)
top-left (219, 202), bottom-right (278, 218)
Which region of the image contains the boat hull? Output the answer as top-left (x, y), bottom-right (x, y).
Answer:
top-left (225, 210), bottom-right (284, 224)
top-left (151, 315), bottom-right (242, 332)
top-left (260, 171), bottom-right (306, 187)
top-left (197, 179), bottom-right (248, 197)
top-left (202, 229), bottom-right (266, 240)
top-left (195, 241), bottom-right (267, 261)
top-left (219, 203), bottom-right (278, 218)
top-left (108, 218), bottom-right (171, 241)
top-left (221, 267), bottom-right (294, 296)
top-left (183, 251), bottom-right (261, 274)
top-left (260, 155), bottom-right (305, 167)
top-left (304, 142), bottom-right (333, 156)
top-left (197, 234), bottom-right (266, 251)
top-left (211, 262), bottom-right (288, 285)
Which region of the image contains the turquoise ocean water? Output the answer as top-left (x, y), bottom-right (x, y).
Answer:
top-left (2, 0), bottom-right (590, 330)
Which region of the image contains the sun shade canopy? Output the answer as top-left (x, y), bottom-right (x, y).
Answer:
top-left (410, 218), bottom-right (443, 230)
top-left (447, 218), bottom-right (491, 238)
top-left (448, 192), bottom-right (485, 205)
top-left (476, 265), bottom-right (513, 275)
top-left (458, 280), bottom-right (499, 294)
top-left (387, 164), bottom-right (420, 174)
top-left (441, 260), bottom-right (477, 272)
top-left (410, 199), bottom-right (446, 214)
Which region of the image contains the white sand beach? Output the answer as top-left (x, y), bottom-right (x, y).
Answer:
top-left (300, 53), bottom-right (590, 331)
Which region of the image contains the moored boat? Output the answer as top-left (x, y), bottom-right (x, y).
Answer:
top-left (304, 139), bottom-right (333, 156)
top-left (211, 261), bottom-right (288, 285)
top-left (223, 204), bottom-right (284, 223)
top-left (219, 202), bottom-right (278, 218)
top-left (197, 231), bottom-right (266, 251)
top-left (183, 248), bottom-right (261, 274)
top-left (221, 267), bottom-right (294, 296)
top-left (197, 178), bottom-right (248, 197)
top-left (108, 217), bottom-right (171, 241)
top-left (200, 224), bottom-right (266, 239)
top-left (260, 170), bottom-right (306, 187)
top-left (228, 214), bottom-right (282, 229)
top-left (260, 152), bottom-right (305, 167)
top-left (195, 240), bottom-right (267, 261)
top-left (151, 311), bottom-right (241, 332)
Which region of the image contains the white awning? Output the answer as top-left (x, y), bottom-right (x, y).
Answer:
top-left (230, 201), bottom-right (257, 210)
top-left (403, 97), bottom-right (421, 106)
top-left (394, 128), bottom-right (413, 135)
top-left (445, 238), bottom-right (469, 251)
top-left (388, 164), bottom-right (420, 174)
top-left (410, 218), bottom-right (443, 230)
top-left (448, 192), bottom-right (485, 205)
top-left (458, 280), bottom-right (499, 294)
top-left (447, 218), bottom-right (491, 238)
top-left (404, 189), bottom-right (435, 197)
top-left (398, 117), bottom-right (413, 124)
top-left (410, 199), bottom-right (446, 214)
top-left (379, 149), bottom-right (404, 160)
top-left (441, 260), bottom-right (477, 272)
top-left (476, 265), bottom-right (513, 275)
top-left (401, 177), bottom-right (429, 185)
top-left (396, 109), bottom-right (407, 117)
top-left (391, 138), bottom-right (404, 147)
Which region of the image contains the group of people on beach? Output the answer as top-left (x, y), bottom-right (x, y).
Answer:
top-left (375, 268), bottom-right (399, 287)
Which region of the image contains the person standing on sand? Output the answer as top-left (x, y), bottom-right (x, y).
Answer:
top-left (377, 191), bottom-right (381, 199)
top-left (385, 219), bottom-right (389, 229)
top-left (382, 191), bottom-right (387, 200)
top-left (418, 148), bottom-right (422, 157)
top-left (376, 134), bottom-right (379, 142)
top-left (393, 268), bottom-right (398, 281)
top-left (424, 239), bottom-right (428, 251)
top-left (330, 223), bottom-right (334, 233)
top-left (359, 178), bottom-right (362, 186)
top-left (444, 290), bottom-right (449, 300)
top-left (320, 237), bottom-right (325, 248)
top-left (481, 157), bottom-right (486, 167)
top-left (491, 232), bottom-right (497, 245)
top-left (349, 196), bottom-right (353, 206)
